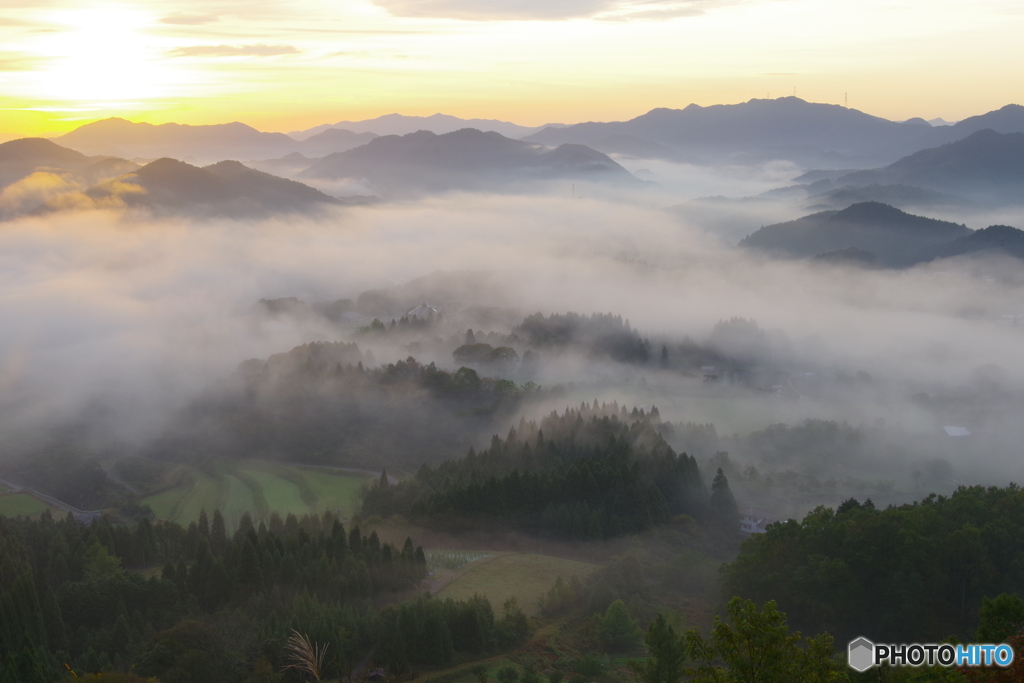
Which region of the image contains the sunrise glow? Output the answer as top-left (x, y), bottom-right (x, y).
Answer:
top-left (1, 0), bottom-right (1023, 138)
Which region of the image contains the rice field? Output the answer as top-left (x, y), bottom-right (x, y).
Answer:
top-left (140, 461), bottom-right (371, 527)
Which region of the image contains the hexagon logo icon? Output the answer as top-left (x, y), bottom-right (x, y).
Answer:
top-left (848, 637), bottom-right (875, 672)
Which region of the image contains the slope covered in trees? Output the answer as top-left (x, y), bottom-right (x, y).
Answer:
top-left (0, 507), bottom-right (532, 682)
top-left (723, 484), bottom-right (1024, 645)
top-left (363, 403), bottom-right (718, 539)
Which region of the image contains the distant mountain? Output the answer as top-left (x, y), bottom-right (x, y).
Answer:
top-left (0, 138), bottom-right (126, 186)
top-left (925, 104), bottom-right (1024, 144)
top-left (299, 128), bottom-right (637, 195)
top-left (524, 98), bottom-right (1024, 166)
top-left (923, 224), bottom-right (1024, 261)
top-left (55, 118), bottom-right (299, 164)
top-left (523, 97), bottom-right (938, 166)
top-left (297, 128), bottom-right (378, 156)
top-left (804, 184), bottom-right (963, 211)
top-left (72, 158), bottom-right (361, 217)
top-left (290, 113), bottom-right (562, 141)
top-left (836, 129), bottom-right (1024, 203)
top-left (0, 138), bottom-right (140, 218)
top-left (740, 202), bottom-right (971, 267)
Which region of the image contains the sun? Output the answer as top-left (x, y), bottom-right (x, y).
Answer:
top-left (28, 5), bottom-right (192, 105)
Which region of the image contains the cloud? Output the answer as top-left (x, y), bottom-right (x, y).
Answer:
top-left (160, 14), bottom-right (219, 25)
top-left (170, 44), bottom-right (300, 57)
top-left (0, 172), bottom-right (80, 216)
top-left (369, 0), bottom-right (725, 21)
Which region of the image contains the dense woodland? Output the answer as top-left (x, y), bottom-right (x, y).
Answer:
top-left (724, 485), bottom-right (1024, 645)
top-left (362, 404), bottom-right (738, 541)
top-left (147, 350), bottom-right (549, 471)
top-left (0, 509), bottom-right (534, 683)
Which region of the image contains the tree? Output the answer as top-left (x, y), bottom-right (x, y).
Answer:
top-left (629, 614), bottom-right (686, 683)
top-left (708, 468), bottom-right (739, 534)
top-left (976, 593), bottom-right (1024, 643)
top-left (210, 510), bottom-right (227, 557)
top-left (683, 597), bottom-right (845, 683)
top-left (598, 599), bottom-right (643, 651)
top-left (83, 541), bottom-right (121, 580)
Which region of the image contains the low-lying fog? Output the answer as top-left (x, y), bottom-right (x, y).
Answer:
top-left (3, 173), bottom-right (1024, 510)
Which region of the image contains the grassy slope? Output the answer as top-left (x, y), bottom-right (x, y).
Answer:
top-left (0, 493), bottom-right (55, 517)
top-left (248, 471), bottom-right (308, 518)
top-left (302, 469), bottom-right (368, 516)
top-left (437, 552), bottom-right (597, 616)
top-left (140, 461), bottom-right (367, 525)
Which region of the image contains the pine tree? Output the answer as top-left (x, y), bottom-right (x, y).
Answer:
top-left (599, 599), bottom-right (642, 651)
top-left (210, 510), bottom-right (228, 557)
top-left (708, 468), bottom-right (739, 535)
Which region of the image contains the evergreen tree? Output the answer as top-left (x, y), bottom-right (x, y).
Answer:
top-left (210, 510), bottom-right (227, 557)
top-left (708, 468), bottom-right (739, 534)
top-left (599, 599), bottom-right (643, 651)
top-left (629, 614), bottom-right (686, 683)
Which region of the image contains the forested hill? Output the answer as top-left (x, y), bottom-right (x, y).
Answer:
top-left (723, 484), bottom-right (1024, 645)
top-left (151, 350), bottom-right (542, 469)
top-left (515, 312), bottom-right (652, 363)
top-left (363, 403), bottom-right (717, 539)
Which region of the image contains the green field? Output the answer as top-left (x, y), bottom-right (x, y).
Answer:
top-left (0, 493), bottom-right (54, 518)
top-left (437, 552), bottom-right (597, 616)
top-left (140, 461), bottom-right (370, 527)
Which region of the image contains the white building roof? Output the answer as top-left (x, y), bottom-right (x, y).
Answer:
top-left (407, 302), bottom-right (438, 318)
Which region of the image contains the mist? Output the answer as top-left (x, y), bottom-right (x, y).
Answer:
top-left (1, 188), bottom-right (1022, 500)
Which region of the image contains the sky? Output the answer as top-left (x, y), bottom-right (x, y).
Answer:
top-left (1, 0), bottom-right (1023, 139)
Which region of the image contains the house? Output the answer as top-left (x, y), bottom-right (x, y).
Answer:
top-left (739, 506), bottom-right (774, 534)
top-left (943, 426), bottom-right (971, 437)
top-left (406, 302), bottom-right (438, 319)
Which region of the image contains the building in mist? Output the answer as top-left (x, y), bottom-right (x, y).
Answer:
top-left (739, 506), bottom-right (774, 534)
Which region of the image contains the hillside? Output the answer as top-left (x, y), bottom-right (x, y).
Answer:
top-left (289, 112), bottom-right (556, 140)
top-left (836, 129), bottom-right (1024, 202)
top-left (740, 201), bottom-right (971, 266)
top-left (298, 127), bottom-right (378, 156)
top-left (300, 128), bottom-right (636, 195)
top-left (55, 118), bottom-right (299, 163)
top-left (923, 224), bottom-right (1024, 261)
top-left (0, 137), bottom-right (129, 186)
top-left (0, 138), bottom-right (139, 218)
top-left (77, 158), bottom-right (347, 217)
top-left (523, 97), bottom-right (937, 165)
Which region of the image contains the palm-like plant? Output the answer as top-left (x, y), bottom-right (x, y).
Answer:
top-left (283, 629), bottom-right (329, 681)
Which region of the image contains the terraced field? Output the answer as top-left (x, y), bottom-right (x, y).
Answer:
top-left (436, 552), bottom-right (598, 616)
top-left (141, 461), bottom-right (370, 526)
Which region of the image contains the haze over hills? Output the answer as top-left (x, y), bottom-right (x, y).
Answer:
top-left (524, 98), bottom-right (1024, 167)
top-left (289, 112), bottom-right (562, 141)
top-left (0, 137), bottom-right (136, 187)
top-left (737, 201), bottom-right (1024, 267)
top-left (834, 129), bottom-right (1024, 203)
top-left (53, 118), bottom-right (380, 165)
top-left (0, 138), bottom-right (141, 218)
top-left (64, 158), bottom-right (363, 217)
top-left (298, 128), bottom-right (638, 196)
top-left (55, 118), bottom-right (298, 164)
top-left (46, 101), bottom-right (1024, 172)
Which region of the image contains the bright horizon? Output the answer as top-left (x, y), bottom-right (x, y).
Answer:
top-left (1, 0), bottom-right (1023, 141)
